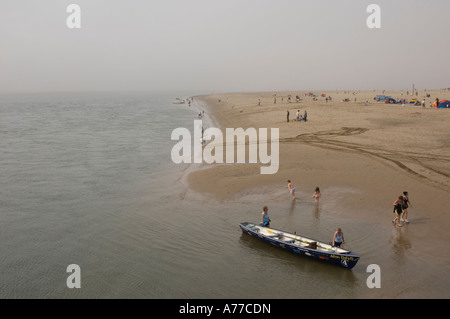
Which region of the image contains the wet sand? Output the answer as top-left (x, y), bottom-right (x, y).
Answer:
top-left (187, 90), bottom-right (450, 268)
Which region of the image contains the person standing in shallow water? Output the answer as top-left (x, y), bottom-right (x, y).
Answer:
top-left (287, 180), bottom-right (296, 200)
top-left (401, 191), bottom-right (412, 223)
top-left (260, 206), bottom-right (270, 227)
top-left (333, 228), bottom-right (345, 248)
top-left (312, 187), bottom-right (321, 203)
top-left (393, 196), bottom-right (404, 227)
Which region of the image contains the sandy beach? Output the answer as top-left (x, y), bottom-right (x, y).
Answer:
top-left (188, 89), bottom-right (450, 262)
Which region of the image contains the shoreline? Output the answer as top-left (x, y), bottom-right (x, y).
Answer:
top-left (184, 89), bottom-right (450, 263)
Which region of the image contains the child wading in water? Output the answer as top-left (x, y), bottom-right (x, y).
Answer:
top-left (287, 180), bottom-right (296, 200)
top-left (312, 187), bottom-right (321, 203)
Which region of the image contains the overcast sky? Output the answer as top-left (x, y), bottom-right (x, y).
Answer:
top-left (1, 0), bottom-right (449, 94)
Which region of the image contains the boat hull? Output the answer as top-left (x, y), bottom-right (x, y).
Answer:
top-left (239, 222), bottom-right (359, 269)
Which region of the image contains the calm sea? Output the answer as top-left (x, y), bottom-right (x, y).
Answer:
top-left (1, 92), bottom-right (449, 299)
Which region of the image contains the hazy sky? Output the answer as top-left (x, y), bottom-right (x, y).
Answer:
top-left (1, 0), bottom-right (449, 94)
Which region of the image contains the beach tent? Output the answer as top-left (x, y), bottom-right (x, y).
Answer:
top-left (385, 98), bottom-right (397, 104)
top-left (438, 100), bottom-right (450, 108)
top-left (409, 99), bottom-right (421, 106)
top-left (376, 95), bottom-right (390, 102)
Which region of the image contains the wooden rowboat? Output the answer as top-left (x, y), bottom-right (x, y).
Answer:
top-left (239, 222), bottom-right (360, 269)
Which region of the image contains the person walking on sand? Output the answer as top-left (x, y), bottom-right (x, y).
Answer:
top-left (286, 110), bottom-right (290, 123)
top-left (333, 228), bottom-right (345, 248)
top-left (260, 206), bottom-right (271, 227)
top-left (401, 191), bottom-right (412, 223)
top-left (287, 180), bottom-right (296, 200)
top-left (393, 196), bottom-right (404, 227)
top-left (312, 187), bottom-right (321, 203)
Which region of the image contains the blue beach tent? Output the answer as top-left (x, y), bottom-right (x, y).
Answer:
top-left (438, 100), bottom-right (450, 108)
top-left (376, 95), bottom-right (390, 102)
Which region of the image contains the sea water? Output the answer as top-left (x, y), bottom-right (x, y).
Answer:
top-left (0, 92), bottom-right (197, 298)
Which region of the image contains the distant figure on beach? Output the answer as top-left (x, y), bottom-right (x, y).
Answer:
top-left (312, 187), bottom-right (321, 203)
top-left (296, 110), bottom-right (300, 121)
top-left (301, 110), bottom-right (307, 121)
top-left (433, 98), bottom-right (440, 107)
top-left (286, 110), bottom-right (290, 123)
top-left (393, 196), bottom-right (404, 227)
top-left (401, 191), bottom-right (412, 223)
top-left (258, 98), bottom-right (261, 106)
top-left (332, 228), bottom-right (345, 248)
top-left (287, 180), bottom-right (296, 200)
top-left (260, 206), bottom-right (271, 227)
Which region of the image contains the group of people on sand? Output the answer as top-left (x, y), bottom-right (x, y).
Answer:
top-left (286, 110), bottom-right (308, 122)
top-left (296, 110), bottom-right (308, 122)
top-left (259, 181), bottom-right (344, 248)
top-left (392, 191), bottom-right (412, 227)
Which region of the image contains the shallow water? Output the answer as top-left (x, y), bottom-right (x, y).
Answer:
top-left (1, 92), bottom-right (449, 299)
